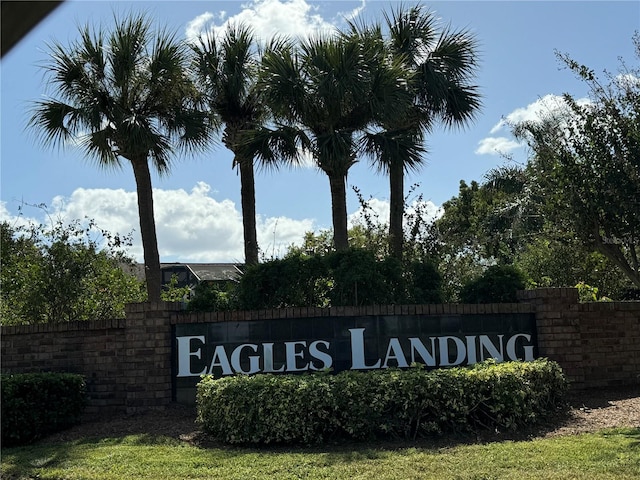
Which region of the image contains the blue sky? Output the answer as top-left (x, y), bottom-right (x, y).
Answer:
top-left (1, 0), bottom-right (638, 262)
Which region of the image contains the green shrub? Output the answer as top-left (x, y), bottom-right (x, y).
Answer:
top-left (1, 372), bottom-right (87, 446)
top-left (233, 249), bottom-right (444, 310)
top-left (236, 255), bottom-right (330, 309)
top-left (325, 249), bottom-right (392, 306)
top-left (460, 264), bottom-right (527, 303)
top-left (187, 281), bottom-right (239, 312)
top-left (197, 359), bottom-right (567, 445)
top-left (405, 260), bottom-right (444, 304)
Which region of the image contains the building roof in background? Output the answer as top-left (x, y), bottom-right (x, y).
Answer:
top-left (166, 263), bottom-right (243, 282)
top-left (123, 263), bottom-right (243, 283)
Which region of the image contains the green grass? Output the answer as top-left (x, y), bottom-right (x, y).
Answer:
top-left (2, 428), bottom-right (639, 480)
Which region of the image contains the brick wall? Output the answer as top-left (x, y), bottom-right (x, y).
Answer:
top-left (1, 302), bottom-right (182, 415)
top-left (518, 288), bottom-right (640, 388)
top-left (2, 289), bottom-right (638, 415)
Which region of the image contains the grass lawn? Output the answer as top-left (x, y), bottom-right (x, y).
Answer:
top-left (1, 428), bottom-right (639, 480)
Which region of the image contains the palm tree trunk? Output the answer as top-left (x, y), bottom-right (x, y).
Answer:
top-left (238, 156), bottom-right (259, 265)
top-left (389, 158), bottom-right (404, 260)
top-left (328, 173), bottom-right (349, 251)
top-left (131, 156), bottom-right (162, 302)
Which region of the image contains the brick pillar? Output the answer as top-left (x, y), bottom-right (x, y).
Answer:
top-left (123, 302), bottom-right (183, 413)
top-left (518, 288), bottom-right (585, 388)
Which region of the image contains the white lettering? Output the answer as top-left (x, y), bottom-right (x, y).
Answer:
top-left (383, 338), bottom-right (409, 368)
top-left (176, 336), bottom-right (207, 377)
top-left (230, 344), bottom-right (260, 374)
top-left (285, 341), bottom-right (309, 372)
top-left (465, 336), bottom-right (478, 365)
top-left (208, 345), bottom-right (233, 376)
top-left (349, 328), bottom-right (381, 370)
top-left (409, 337), bottom-right (436, 366)
top-left (309, 340), bottom-right (333, 370)
top-left (262, 343), bottom-right (285, 373)
top-left (479, 335), bottom-right (504, 362)
top-left (506, 334), bottom-right (535, 361)
top-left (438, 336), bottom-right (466, 366)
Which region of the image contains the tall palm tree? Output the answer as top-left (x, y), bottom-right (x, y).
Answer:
top-left (259, 32), bottom-right (411, 251)
top-left (191, 24), bottom-right (302, 265)
top-left (29, 14), bottom-right (213, 302)
top-left (364, 5), bottom-right (482, 260)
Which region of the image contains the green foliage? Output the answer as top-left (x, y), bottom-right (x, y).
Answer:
top-left (187, 281), bottom-right (239, 312)
top-left (160, 274), bottom-right (191, 303)
top-left (575, 282), bottom-right (613, 303)
top-left (515, 237), bottom-right (632, 297)
top-left (1, 373), bottom-right (86, 446)
top-left (1, 219), bottom-right (145, 325)
top-left (234, 249), bottom-right (443, 309)
top-left (325, 249), bottom-right (393, 306)
top-left (404, 260), bottom-right (444, 304)
top-left (459, 265), bottom-right (527, 303)
top-left (236, 254), bottom-right (331, 309)
top-left (197, 359), bottom-right (567, 445)
top-left (511, 36), bottom-right (640, 288)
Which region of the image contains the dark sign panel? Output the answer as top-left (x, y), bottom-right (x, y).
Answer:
top-left (173, 314), bottom-right (537, 404)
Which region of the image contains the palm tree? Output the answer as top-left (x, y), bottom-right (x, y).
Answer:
top-left (191, 24), bottom-right (302, 265)
top-left (363, 5), bottom-right (482, 260)
top-left (259, 32), bottom-right (411, 251)
top-left (29, 14), bottom-right (213, 302)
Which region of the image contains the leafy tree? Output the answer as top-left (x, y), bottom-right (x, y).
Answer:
top-left (29, 13), bottom-right (213, 301)
top-left (191, 24), bottom-right (303, 265)
top-left (435, 169), bottom-right (632, 299)
top-left (1, 220), bottom-right (145, 325)
top-left (435, 170), bottom-right (543, 266)
top-left (512, 35), bottom-right (640, 288)
top-left (515, 236), bottom-right (630, 297)
top-left (359, 4), bottom-right (481, 260)
top-left (259, 30), bottom-right (411, 251)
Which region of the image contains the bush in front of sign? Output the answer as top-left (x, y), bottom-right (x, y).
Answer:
top-left (1, 373), bottom-right (87, 446)
top-left (195, 359), bottom-right (567, 445)
top-left (466, 359), bottom-right (568, 430)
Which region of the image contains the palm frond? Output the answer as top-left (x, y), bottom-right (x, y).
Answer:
top-left (29, 100), bottom-right (79, 147)
top-left (484, 166), bottom-right (527, 194)
top-left (360, 128), bottom-right (427, 174)
top-left (241, 124), bottom-right (312, 171)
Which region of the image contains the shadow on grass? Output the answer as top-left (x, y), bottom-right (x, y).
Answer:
top-left (2, 427), bottom-right (638, 478)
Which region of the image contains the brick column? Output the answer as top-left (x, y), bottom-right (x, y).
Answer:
top-left (123, 302), bottom-right (183, 413)
top-left (518, 288), bottom-right (585, 388)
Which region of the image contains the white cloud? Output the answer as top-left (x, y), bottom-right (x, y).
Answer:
top-left (489, 94), bottom-right (569, 135)
top-left (478, 94), bottom-right (593, 157)
top-left (475, 136), bottom-right (522, 156)
top-left (3, 183), bottom-right (446, 263)
top-left (185, 12), bottom-right (215, 41)
top-left (348, 197), bottom-right (442, 228)
top-left (616, 72), bottom-right (640, 89)
top-left (341, 0), bottom-right (367, 22)
top-left (348, 197), bottom-right (389, 227)
top-left (0, 201), bottom-right (40, 230)
top-left (405, 199), bottom-right (443, 224)
top-left (185, 0), bottom-right (338, 44)
top-left (7, 183), bottom-right (316, 263)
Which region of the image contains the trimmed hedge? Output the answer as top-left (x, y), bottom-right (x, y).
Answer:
top-left (1, 372), bottom-right (87, 446)
top-left (197, 359), bottom-right (567, 445)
